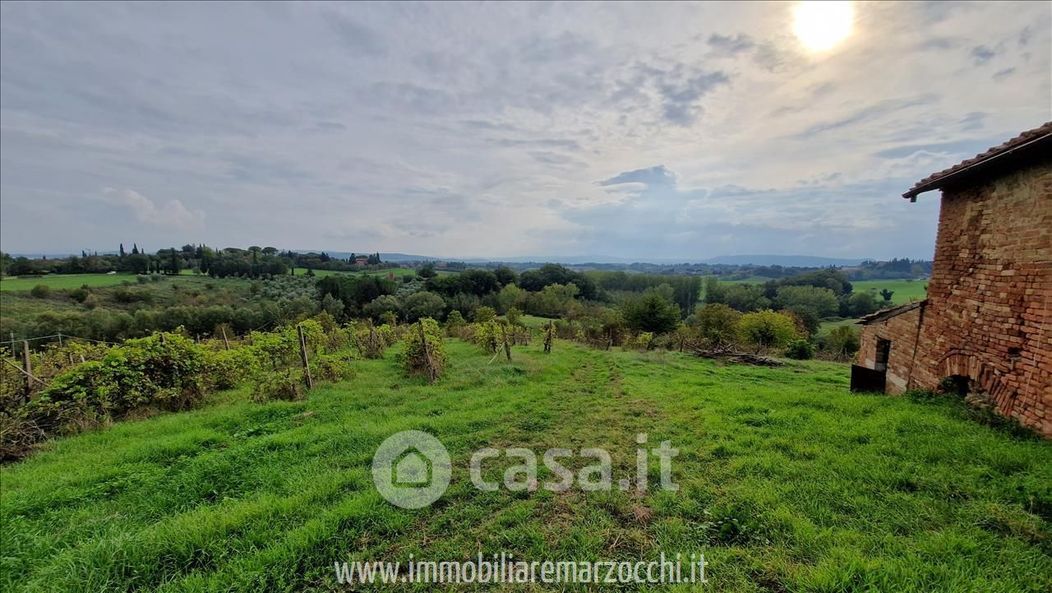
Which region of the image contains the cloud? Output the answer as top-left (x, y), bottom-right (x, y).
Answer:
top-left (971, 45), bottom-right (997, 64)
top-left (0, 2), bottom-right (1048, 258)
top-left (326, 12), bottom-right (386, 56)
top-left (707, 33), bottom-right (755, 55)
top-left (599, 166), bottom-right (677, 188)
top-left (101, 188), bottom-right (205, 231)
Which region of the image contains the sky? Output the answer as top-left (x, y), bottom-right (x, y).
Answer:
top-left (1, 1), bottom-right (1049, 261)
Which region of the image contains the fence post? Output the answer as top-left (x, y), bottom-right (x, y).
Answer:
top-left (500, 323), bottom-right (511, 361)
top-left (22, 340), bottom-right (33, 401)
top-left (221, 327), bottom-right (230, 350)
top-left (297, 324), bottom-right (314, 390)
top-left (57, 332), bottom-right (63, 347)
top-left (544, 321), bottom-right (553, 353)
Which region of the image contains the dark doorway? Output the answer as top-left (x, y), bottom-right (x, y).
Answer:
top-left (874, 338), bottom-right (891, 372)
top-left (851, 365), bottom-right (886, 392)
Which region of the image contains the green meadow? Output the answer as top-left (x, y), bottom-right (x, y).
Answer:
top-left (0, 273), bottom-right (145, 292)
top-left (2, 340), bottom-right (1048, 592)
top-left (850, 279), bottom-right (928, 305)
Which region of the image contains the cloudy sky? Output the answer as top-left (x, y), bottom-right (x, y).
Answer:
top-left (1, 1), bottom-right (1048, 260)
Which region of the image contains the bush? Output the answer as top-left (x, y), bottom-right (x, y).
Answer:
top-left (398, 318), bottom-right (446, 382)
top-left (621, 289), bottom-right (681, 334)
top-left (472, 320), bottom-right (502, 354)
top-left (251, 370), bottom-right (305, 402)
top-left (29, 333), bottom-right (208, 434)
top-left (403, 291), bottom-right (446, 322)
top-left (355, 322), bottom-right (389, 359)
top-left (737, 310), bottom-right (798, 352)
top-left (69, 287), bottom-right (90, 303)
top-left (784, 339), bottom-right (814, 360)
top-left (474, 306), bottom-right (497, 323)
top-left (313, 354), bottom-right (354, 383)
top-left (688, 304), bottom-right (741, 350)
top-left (445, 310), bottom-right (466, 334)
top-left (30, 284), bottom-right (51, 299)
top-left (820, 325), bottom-right (860, 361)
top-left (203, 348), bottom-right (257, 390)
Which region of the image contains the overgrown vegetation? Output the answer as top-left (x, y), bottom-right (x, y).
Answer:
top-left (1, 340), bottom-right (1046, 592)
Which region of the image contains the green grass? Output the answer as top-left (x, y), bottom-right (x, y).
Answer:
top-left (0, 274), bottom-right (148, 292)
top-left (292, 267), bottom-right (424, 278)
top-left (850, 279), bottom-right (928, 305)
top-left (2, 341), bottom-right (1049, 592)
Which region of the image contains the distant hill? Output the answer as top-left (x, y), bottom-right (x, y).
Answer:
top-left (296, 252), bottom-right (869, 267)
top-left (703, 255), bottom-right (865, 267)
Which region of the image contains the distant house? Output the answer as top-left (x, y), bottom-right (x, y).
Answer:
top-left (853, 123), bottom-right (1051, 436)
top-left (353, 256), bottom-right (369, 267)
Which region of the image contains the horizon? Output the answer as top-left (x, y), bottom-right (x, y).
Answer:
top-left (2, 2), bottom-right (1049, 259)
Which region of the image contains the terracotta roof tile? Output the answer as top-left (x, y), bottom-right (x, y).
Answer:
top-left (903, 122), bottom-right (1052, 199)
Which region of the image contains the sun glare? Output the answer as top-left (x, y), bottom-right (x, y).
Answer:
top-left (793, 1), bottom-right (854, 52)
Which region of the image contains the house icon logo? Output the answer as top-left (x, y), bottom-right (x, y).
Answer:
top-left (371, 430), bottom-right (451, 509)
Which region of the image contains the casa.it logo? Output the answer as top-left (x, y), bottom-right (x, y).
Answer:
top-left (371, 430), bottom-right (452, 509)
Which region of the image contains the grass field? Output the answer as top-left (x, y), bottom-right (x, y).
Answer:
top-left (0, 274), bottom-right (146, 292)
top-left (2, 340), bottom-right (1048, 592)
top-left (850, 279), bottom-right (928, 305)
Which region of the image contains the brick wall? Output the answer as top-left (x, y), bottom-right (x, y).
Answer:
top-left (858, 161), bottom-right (1052, 436)
top-left (857, 305), bottom-right (925, 393)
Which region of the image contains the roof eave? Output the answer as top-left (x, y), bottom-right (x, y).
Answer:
top-left (902, 130), bottom-right (1052, 201)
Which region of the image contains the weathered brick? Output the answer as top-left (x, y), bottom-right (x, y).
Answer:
top-left (858, 161), bottom-right (1052, 437)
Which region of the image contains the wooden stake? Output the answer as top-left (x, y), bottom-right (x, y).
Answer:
top-left (221, 327), bottom-right (230, 350)
top-left (57, 332), bottom-right (63, 347)
top-left (297, 324), bottom-right (314, 390)
top-left (544, 320), bottom-right (553, 353)
top-left (22, 340), bottom-right (33, 401)
top-left (500, 323), bottom-right (511, 361)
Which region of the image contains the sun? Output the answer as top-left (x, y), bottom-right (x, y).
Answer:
top-left (793, 1), bottom-right (854, 52)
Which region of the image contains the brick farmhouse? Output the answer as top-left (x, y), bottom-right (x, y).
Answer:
top-left (854, 123), bottom-right (1051, 436)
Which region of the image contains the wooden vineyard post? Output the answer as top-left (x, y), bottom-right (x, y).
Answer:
top-left (418, 320), bottom-right (438, 383)
top-left (500, 323), bottom-right (512, 361)
top-left (221, 326), bottom-right (230, 350)
top-left (297, 324), bottom-right (314, 390)
top-left (57, 332), bottom-right (63, 347)
top-left (159, 333), bottom-right (167, 345)
top-left (544, 321), bottom-right (553, 353)
top-left (22, 340), bottom-right (34, 401)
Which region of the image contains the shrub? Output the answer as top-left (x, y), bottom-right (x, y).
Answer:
top-left (785, 339), bottom-right (814, 360)
top-left (251, 370), bottom-right (305, 402)
top-left (737, 310), bottom-right (798, 352)
top-left (363, 295), bottom-right (401, 322)
top-left (621, 289), bottom-right (681, 334)
top-left (688, 304), bottom-right (741, 350)
top-left (472, 320), bottom-right (502, 354)
top-left (30, 284), bottom-right (51, 299)
top-left (505, 306), bottom-right (522, 326)
top-left (474, 306), bottom-right (497, 323)
top-left (203, 348), bottom-right (257, 390)
top-left (313, 354), bottom-right (354, 383)
top-left (69, 287), bottom-right (90, 303)
top-left (0, 408), bottom-right (44, 460)
top-left (398, 318), bottom-right (446, 382)
top-left (403, 291), bottom-right (446, 322)
top-left (445, 310), bottom-right (466, 335)
top-left (29, 333), bottom-right (208, 434)
top-left (820, 325), bottom-right (860, 361)
top-left (355, 322), bottom-right (388, 359)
